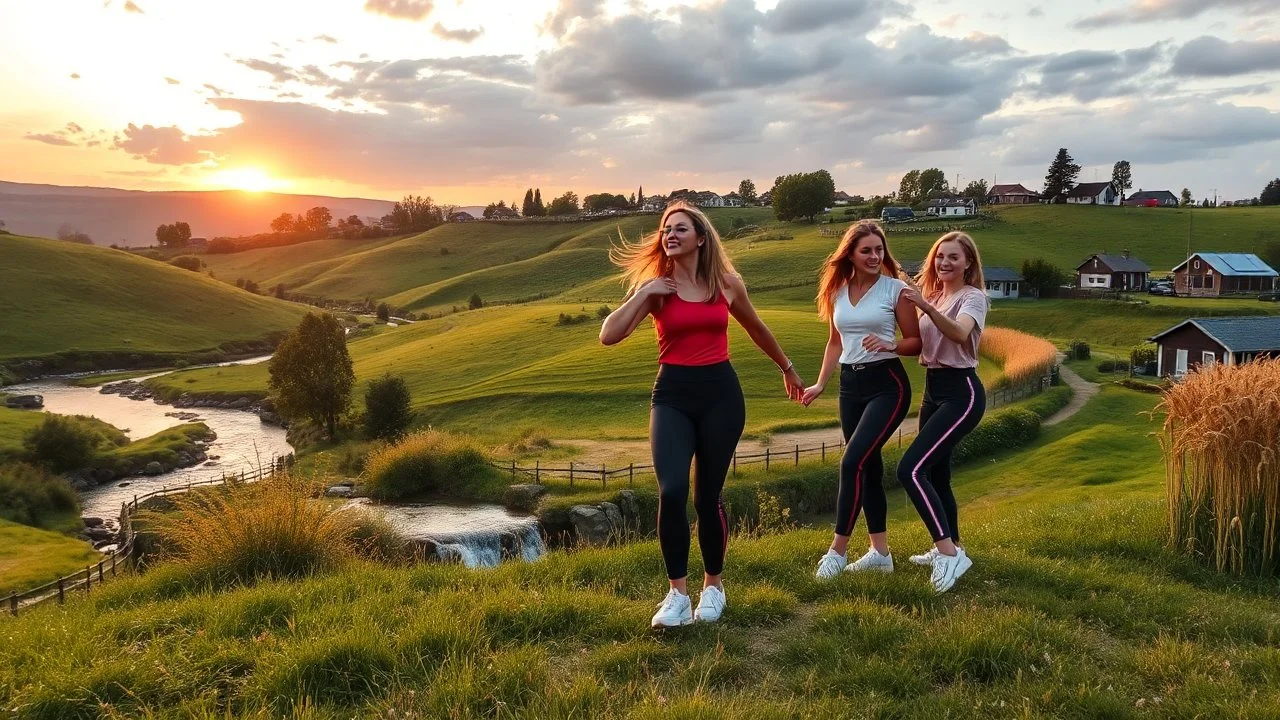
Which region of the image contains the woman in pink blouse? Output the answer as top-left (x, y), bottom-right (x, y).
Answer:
top-left (898, 231), bottom-right (989, 594)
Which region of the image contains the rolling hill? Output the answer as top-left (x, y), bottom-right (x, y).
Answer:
top-left (0, 234), bottom-right (308, 364)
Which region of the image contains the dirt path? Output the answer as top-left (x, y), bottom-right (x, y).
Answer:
top-left (560, 359), bottom-right (1095, 464)
top-left (1044, 356), bottom-right (1099, 427)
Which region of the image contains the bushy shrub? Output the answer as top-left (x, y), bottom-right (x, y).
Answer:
top-left (596, 305), bottom-right (611, 319)
top-left (557, 312), bottom-right (590, 326)
top-left (1097, 359), bottom-right (1130, 373)
top-left (375, 303), bottom-right (390, 323)
top-left (952, 408), bottom-right (1041, 466)
top-left (363, 374), bottom-right (413, 441)
top-left (23, 415), bottom-right (99, 473)
top-left (169, 255), bottom-right (203, 272)
top-left (1130, 344), bottom-right (1157, 369)
top-left (362, 429), bottom-right (502, 501)
top-left (468, 293), bottom-right (483, 310)
top-left (1068, 339), bottom-right (1091, 361)
top-left (0, 462), bottom-right (79, 527)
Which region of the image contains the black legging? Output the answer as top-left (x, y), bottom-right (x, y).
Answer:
top-left (650, 361), bottom-right (745, 580)
top-left (896, 367), bottom-right (986, 543)
top-left (835, 358), bottom-right (911, 537)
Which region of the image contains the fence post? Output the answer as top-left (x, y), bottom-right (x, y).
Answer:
top-left (732, 454), bottom-right (736, 476)
top-left (8, 594), bottom-right (15, 617)
top-left (765, 448), bottom-right (770, 471)
top-left (535, 461), bottom-right (540, 484)
top-left (133, 493), bottom-right (138, 510)
top-left (569, 462), bottom-right (575, 488)
top-left (821, 441), bottom-right (825, 462)
top-left (795, 444), bottom-right (799, 466)
top-left (629, 463), bottom-right (634, 487)
top-left (601, 464), bottom-right (606, 489)
top-left (98, 560), bottom-right (105, 583)
top-left (85, 566), bottom-right (91, 594)
top-left (511, 460), bottom-right (516, 480)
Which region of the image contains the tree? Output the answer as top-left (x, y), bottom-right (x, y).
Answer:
top-left (1021, 259), bottom-right (1070, 297)
top-left (917, 168), bottom-right (949, 199)
top-left (305, 206), bottom-right (332, 232)
top-left (522, 188), bottom-right (536, 217)
top-left (772, 169), bottom-right (836, 222)
top-left (23, 415), bottom-right (98, 473)
top-left (533, 188), bottom-right (545, 216)
top-left (1043, 148), bottom-right (1081, 201)
top-left (638, 185), bottom-right (644, 208)
top-left (1111, 161), bottom-right (1133, 201)
top-left (364, 374), bottom-right (413, 441)
top-left (270, 213), bottom-right (296, 233)
top-left (1260, 178), bottom-right (1280, 206)
top-left (483, 203), bottom-right (497, 219)
top-left (381, 195), bottom-right (443, 233)
top-left (169, 255), bottom-right (202, 272)
top-left (376, 302), bottom-right (390, 323)
top-left (583, 193), bottom-right (628, 213)
top-left (56, 223), bottom-right (92, 244)
top-left (206, 237), bottom-right (236, 253)
top-left (898, 170), bottom-right (922, 205)
top-left (268, 313), bottom-right (354, 439)
top-left (1261, 239), bottom-right (1280, 272)
top-left (468, 293), bottom-right (483, 310)
top-left (962, 179), bottom-right (989, 203)
top-left (548, 191), bottom-right (581, 216)
top-left (738, 179), bottom-right (758, 204)
top-left (629, 192), bottom-right (636, 207)
top-left (1180, 188), bottom-right (1193, 207)
top-left (155, 221), bottom-right (192, 248)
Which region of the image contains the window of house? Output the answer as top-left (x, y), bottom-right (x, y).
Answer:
top-left (1205, 274), bottom-right (1214, 288)
top-left (1202, 351), bottom-right (1216, 365)
top-left (1191, 275), bottom-right (1202, 288)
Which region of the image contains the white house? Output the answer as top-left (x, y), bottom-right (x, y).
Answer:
top-left (695, 192), bottom-right (725, 208)
top-left (984, 266), bottom-right (1024, 299)
top-left (723, 192), bottom-right (744, 207)
top-left (1065, 182), bottom-right (1121, 205)
top-left (926, 198), bottom-right (977, 217)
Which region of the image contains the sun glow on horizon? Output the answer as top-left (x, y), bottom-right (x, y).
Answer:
top-left (204, 167), bottom-right (288, 193)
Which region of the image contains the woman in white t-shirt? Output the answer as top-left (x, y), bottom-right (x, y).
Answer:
top-left (803, 221), bottom-right (922, 579)
top-left (898, 231), bottom-right (989, 594)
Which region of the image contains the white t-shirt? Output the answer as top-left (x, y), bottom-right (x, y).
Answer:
top-left (832, 275), bottom-right (907, 365)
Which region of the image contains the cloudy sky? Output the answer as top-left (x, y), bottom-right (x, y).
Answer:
top-left (3, 0), bottom-right (1279, 204)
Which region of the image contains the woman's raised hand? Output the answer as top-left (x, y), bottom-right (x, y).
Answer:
top-left (900, 280), bottom-right (929, 311)
top-left (638, 276), bottom-right (678, 298)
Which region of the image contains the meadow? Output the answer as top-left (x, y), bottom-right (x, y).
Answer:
top-left (4, 386), bottom-right (1280, 718)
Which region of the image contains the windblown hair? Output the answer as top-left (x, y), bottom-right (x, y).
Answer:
top-left (816, 220), bottom-right (903, 322)
top-left (609, 201), bottom-right (735, 302)
top-left (915, 231), bottom-right (985, 301)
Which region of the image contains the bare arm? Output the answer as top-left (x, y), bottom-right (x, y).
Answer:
top-left (893, 293), bottom-right (923, 356)
top-left (725, 273), bottom-right (804, 401)
top-left (802, 319), bottom-right (843, 406)
top-left (901, 283), bottom-right (978, 345)
top-left (599, 279), bottom-right (672, 345)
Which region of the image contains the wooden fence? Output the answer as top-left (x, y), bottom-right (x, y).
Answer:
top-left (4, 456), bottom-right (292, 618)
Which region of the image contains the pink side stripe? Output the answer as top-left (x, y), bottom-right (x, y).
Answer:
top-left (845, 368), bottom-right (906, 532)
top-left (910, 376), bottom-right (976, 538)
top-left (719, 498), bottom-right (729, 569)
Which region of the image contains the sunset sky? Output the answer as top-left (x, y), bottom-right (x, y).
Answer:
top-left (2, 0), bottom-right (1278, 204)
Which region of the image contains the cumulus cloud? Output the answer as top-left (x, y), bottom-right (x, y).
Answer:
top-left (1074, 0), bottom-right (1273, 29)
top-left (363, 0), bottom-right (434, 21)
top-left (544, 0), bottom-right (605, 38)
top-left (24, 133), bottom-right (77, 147)
top-left (1030, 43), bottom-right (1166, 101)
top-left (113, 123), bottom-right (209, 164)
top-left (431, 22), bottom-right (483, 43)
top-left (763, 0), bottom-right (905, 34)
top-left (1172, 36), bottom-right (1280, 77)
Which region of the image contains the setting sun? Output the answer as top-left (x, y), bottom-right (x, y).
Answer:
top-left (205, 167), bottom-right (286, 193)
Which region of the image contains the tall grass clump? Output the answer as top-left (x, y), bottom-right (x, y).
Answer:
top-left (152, 473), bottom-right (387, 585)
top-left (0, 461), bottom-right (79, 527)
top-left (980, 326), bottom-right (1059, 388)
top-left (1159, 358), bottom-right (1280, 576)
top-left (363, 428), bottom-right (504, 501)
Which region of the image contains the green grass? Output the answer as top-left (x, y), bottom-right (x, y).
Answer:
top-left (0, 234), bottom-right (307, 361)
top-left (4, 390), bottom-right (1278, 717)
top-left (65, 368), bottom-right (174, 387)
top-left (0, 518), bottom-right (99, 597)
top-left (0, 406), bottom-right (46, 460)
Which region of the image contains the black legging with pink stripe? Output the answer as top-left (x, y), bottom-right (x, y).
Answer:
top-left (896, 367), bottom-right (986, 543)
top-left (834, 358), bottom-right (911, 537)
top-left (650, 361), bottom-right (745, 580)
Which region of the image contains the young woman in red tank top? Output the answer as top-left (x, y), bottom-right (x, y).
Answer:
top-left (600, 201), bottom-right (805, 628)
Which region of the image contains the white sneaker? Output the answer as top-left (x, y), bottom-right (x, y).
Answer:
top-left (694, 585), bottom-right (726, 623)
top-left (651, 588), bottom-right (693, 628)
top-left (814, 550), bottom-right (847, 579)
top-left (909, 547), bottom-right (940, 566)
top-left (930, 547), bottom-right (973, 593)
top-left (847, 547), bottom-right (894, 573)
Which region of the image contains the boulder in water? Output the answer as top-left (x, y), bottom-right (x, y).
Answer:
top-left (325, 485), bottom-right (355, 498)
top-left (3, 394), bottom-right (43, 409)
top-left (143, 461), bottom-right (164, 475)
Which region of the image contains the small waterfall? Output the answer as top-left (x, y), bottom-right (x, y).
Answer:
top-left (343, 499), bottom-right (545, 569)
top-left (429, 521), bottom-right (546, 569)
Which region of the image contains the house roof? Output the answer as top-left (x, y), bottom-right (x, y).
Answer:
top-left (1076, 253), bottom-right (1151, 273)
top-left (988, 183), bottom-right (1037, 196)
top-left (833, 191), bottom-right (853, 201)
top-left (984, 266), bottom-right (1023, 282)
top-left (1150, 317), bottom-right (1280, 353)
top-left (927, 197), bottom-right (975, 207)
top-left (1127, 190), bottom-right (1177, 202)
top-left (1066, 182), bottom-right (1115, 198)
top-left (1171, 253), bottom-right (1278, 277)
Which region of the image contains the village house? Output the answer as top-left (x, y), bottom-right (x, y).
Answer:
top-left (984, 266), bottom-right (1024, 299)
top-left (448, 211), bottom-right (476, 222)
top-left (832, 191), bottom-right (854, 206)
top-left (1121, 190), bottom-right (1178, 207)
top-left (723, 192), bottom-right (744, 207)
top-left (1065, 181), bottom-right (1121, 205)
top-left (986, 183), bottom-right (1041, 204)
top-left (1075, 251), bottom-right (1151, 291)
top-left (1172, 252), bottom-right (1278, 297)
top-left (1149, 316), bottom-right (1280, 379)
top-left (925, 198), bottom-right (977, 217)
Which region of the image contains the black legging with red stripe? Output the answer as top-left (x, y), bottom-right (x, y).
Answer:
top-left (834, 358), bottom-right (912, 537)
top-left (650, 361), bottom-right (745, 580)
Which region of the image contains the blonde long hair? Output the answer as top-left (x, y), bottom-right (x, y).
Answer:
top-left (610, 201), bottom-right (735, 302)
top-left (914, 231), bottom-right (985, 301)
top-left (816, 220), bottom-right (903, 322)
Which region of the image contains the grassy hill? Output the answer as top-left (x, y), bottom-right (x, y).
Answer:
top-left (0, 234), bottom-right (308, 364)
top-left (4, 386), bottom-right (1279, 717)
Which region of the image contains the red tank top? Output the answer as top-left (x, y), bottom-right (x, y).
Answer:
top-left (653, 291), bottom-right (731, 366)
